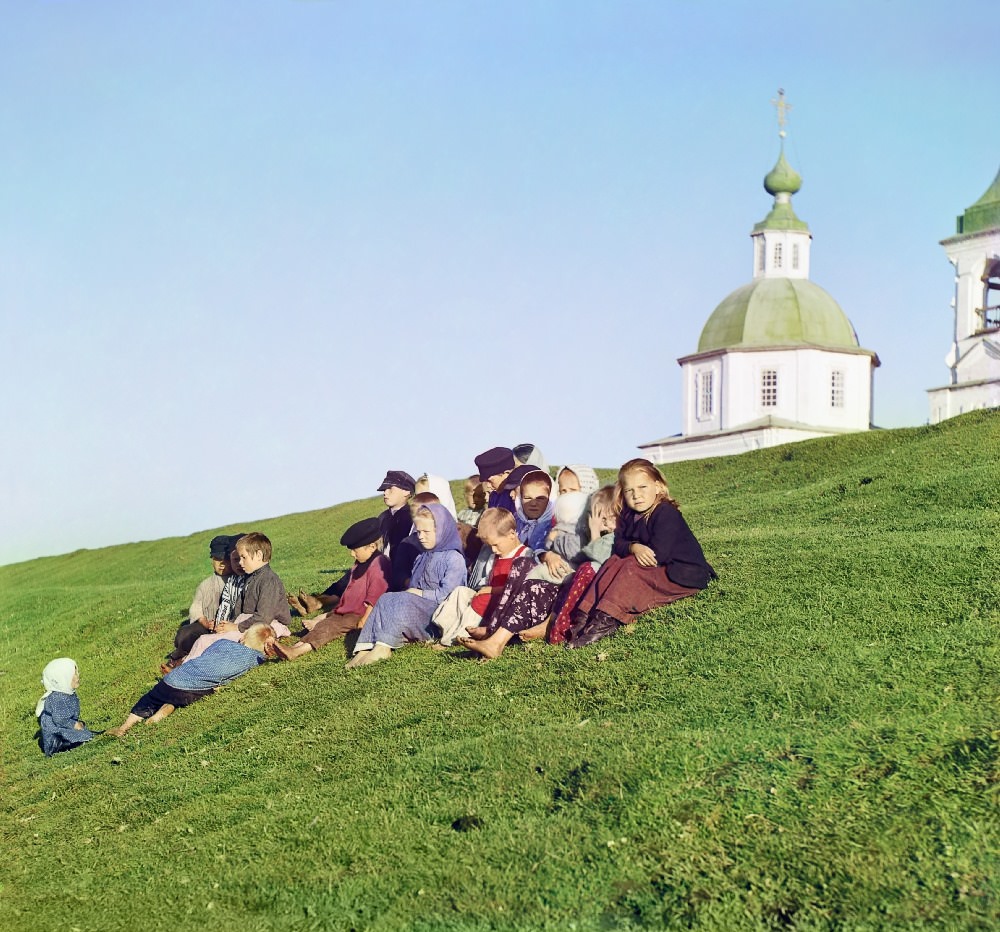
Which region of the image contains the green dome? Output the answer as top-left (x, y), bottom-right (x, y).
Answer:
top-left (956, 165), bottom-right (1000, 235)
top-left (764, 149), bottom-right (802, 196)
top-left (698, 278), bottom-right (860, 353)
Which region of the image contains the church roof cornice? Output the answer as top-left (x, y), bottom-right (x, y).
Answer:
top-left (678, 343), bottom-right (880, 367)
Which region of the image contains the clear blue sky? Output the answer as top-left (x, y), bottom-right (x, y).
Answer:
top-left (1, 0), bottom-right (996, 566)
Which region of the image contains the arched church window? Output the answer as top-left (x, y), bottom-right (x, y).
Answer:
top-left (761, 369), bottom-right (778, 408)
top-left (756, 240), bottom-right (765, 272)
top-left (774, 243), bottom-right (783, 269)
top-left (979, 258), bottom-right (1000, 331)
top-left (792, 243), bottom-right (799, 270)
top-left (830, 370), bottom-right (845, 408)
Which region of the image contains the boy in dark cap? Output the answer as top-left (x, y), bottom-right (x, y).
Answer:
top-left (275, 518), bottom-right (390, 660)
top-left (377, 469), bottom-right (416, 559)
top-left (162, 535), bottom-right (236, 671)
top-left (474, 447), bottom-right (516, 513)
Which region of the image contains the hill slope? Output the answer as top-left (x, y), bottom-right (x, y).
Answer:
top-left (1, 411), bottom-right (998, 931)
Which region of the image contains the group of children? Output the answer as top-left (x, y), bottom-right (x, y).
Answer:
top-left (35, 445), bottom-right (717, 754)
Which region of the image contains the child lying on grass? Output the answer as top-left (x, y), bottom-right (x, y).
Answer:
top-left (107, 623), bottom-right (276, 736)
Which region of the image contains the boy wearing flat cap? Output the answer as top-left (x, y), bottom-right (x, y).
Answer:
top-left (474, 447), bottom-right (516, 514)
top-left (377, 470), bottom-right (416, 559)
top-left (163, 535), bottom-right (236, 670)
top-left (275, 518), bottom-right (390, 660)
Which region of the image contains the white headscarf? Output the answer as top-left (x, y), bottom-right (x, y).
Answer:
top-left (556, 465), bottom-right (600, 497)
top-left (36, 657), bottom-right (78, 717)
top-left (418, 474), bottom-right (458, 520)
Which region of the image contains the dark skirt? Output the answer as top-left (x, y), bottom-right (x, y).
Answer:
top-left (548, 563), bottom-right (598, 644)
top-left (131, 681), bottom-right (213, 719)
top-left (575, 555), bottom-right (701, 625)
top-left (484, 560), bottom-right (559, 636)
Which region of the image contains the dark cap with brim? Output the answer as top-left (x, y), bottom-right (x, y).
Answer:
top-left (376, 470), bottom-right (416, 493)
top-left (503, 464), bottom-right (550, 491)
top-left (209, 535), bottom-right (231, 559)
top-left (475, 446), bottom-right (515, 481)
top-left (340, 517), bottom-right (383, 550)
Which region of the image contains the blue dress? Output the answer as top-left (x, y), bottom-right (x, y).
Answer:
top-left (355, 503), bottom-right (467, 651)
top-left (38, 692), bottom-right (95, 757)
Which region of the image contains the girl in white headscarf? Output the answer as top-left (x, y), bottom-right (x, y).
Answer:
top-left (414, 474), bottom-right (458, 520)
top-left (36, 658), bottom-right (96, 756)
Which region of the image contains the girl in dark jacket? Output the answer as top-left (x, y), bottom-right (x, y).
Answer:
top-left (566, 458), bottom-right (716, 649)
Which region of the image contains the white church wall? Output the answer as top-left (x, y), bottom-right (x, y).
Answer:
top-left (705, 349), bottom-right (872, 432)
top-left (928, 380), bottom-right (1000, 424)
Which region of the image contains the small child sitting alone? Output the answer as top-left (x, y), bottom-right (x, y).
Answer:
top-left (36, 658), bottom-right (97, 756)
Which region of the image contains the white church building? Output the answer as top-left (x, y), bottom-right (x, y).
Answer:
top-left (927, 166), bottom-right (1000, 423)
top-left (641, 102), bottom-right (879, 464)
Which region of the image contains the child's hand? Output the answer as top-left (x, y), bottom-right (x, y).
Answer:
top-left (476, 586), bottom-right (492, 597)
top-left (545, 528), bottom-right (558, 544)
top-left (74, 721), bottom-right (84, 730)
top-left (215, 621), bottom-right (238, 633)
top-left (630, 543), bottom-right (657, 567)
top-left (540, 552), bottom-right (571, 579)
top-left (588, 513), bottom-right (603, 540)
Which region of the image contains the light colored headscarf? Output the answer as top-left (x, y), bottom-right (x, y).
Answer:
top-left (512, 443), bottom-right (551, 477)
top-left (556, 464), bottom-right (600, 497)
top-left (514, 469), bottom-right (556, 551)
top-left (417, 474), bottom-right (458, 520)
top-left (36, 657), bottom-right (78, 717)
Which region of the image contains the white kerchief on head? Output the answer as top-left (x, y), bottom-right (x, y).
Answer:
top-left (36, 657), bottom-right (78, 717)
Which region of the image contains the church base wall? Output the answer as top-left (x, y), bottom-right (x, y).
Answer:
top-left (927, 380), bottom-right (1000, 425)
top-left (639, 425), bottom-right (854, 465)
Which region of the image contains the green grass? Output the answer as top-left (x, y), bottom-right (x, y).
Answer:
top-left (2, 411), bottom-right (998, 931)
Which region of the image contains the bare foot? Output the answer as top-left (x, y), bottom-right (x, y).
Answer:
top-left (465, 626), bottom-right (488, 640)
top-left (519, 616), bottom-right (551, 641)
top-left (344, 644), bottom-right (392, 669)
top-left (287, 593), bottom-right (308, 616)
top-left (300, 592), bottom-right (324, 614)
top-left (274, 641), bottom-right (312, 661)
top-left (107, 713), bottom-right (142, 737)
top-left (457, 636), bottom-right (504, 660)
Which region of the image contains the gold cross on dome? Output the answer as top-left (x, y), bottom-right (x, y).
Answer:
top-left (771, 88), bottom-right (792, 138)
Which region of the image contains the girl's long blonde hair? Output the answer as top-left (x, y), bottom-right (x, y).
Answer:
top-left (613, 458), bottom-right (680, 516)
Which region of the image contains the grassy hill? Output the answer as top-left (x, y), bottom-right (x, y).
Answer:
top-left (1, 411), bottom-right (997, 931)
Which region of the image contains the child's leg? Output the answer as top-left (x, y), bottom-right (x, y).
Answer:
top-left (146, 704), bottom-right (176, 724)
top-left (107, 714), bottom-right (143, 738)
top-left (344, 643), bottom-right (392, 669)
top-left (518, 617), bottom-right (551, 641)
top-left (459, 628), bottom-right (514, 660)
top-left (274, 640), bottom-right (313, 661)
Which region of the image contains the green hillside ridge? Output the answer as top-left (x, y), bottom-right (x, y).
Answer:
top-left (1, 411), bottom-right (997, 931)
